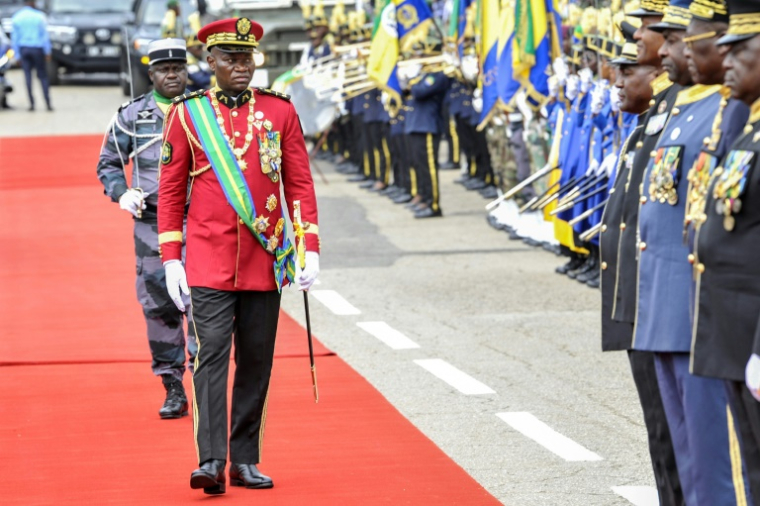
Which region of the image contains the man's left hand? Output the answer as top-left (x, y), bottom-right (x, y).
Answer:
top-left (296, 251), bottom-right (320, 291)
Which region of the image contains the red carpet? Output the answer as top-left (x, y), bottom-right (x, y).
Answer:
top-left (0, 135), bottom-right (502, 505)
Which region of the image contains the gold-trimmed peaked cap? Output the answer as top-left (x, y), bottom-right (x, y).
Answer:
top-left (717, 0), bottom-right (760, 45)
top-left (611, 21), bottom-right (640, 65)
top-left (689, 0), bottom-right (728, 22)
top-left (629, 0), bottom-right (669, 17)
top-left (649, 0), bottom-right (694, 31)
top-left (198, 17), bottom-right (263, 51)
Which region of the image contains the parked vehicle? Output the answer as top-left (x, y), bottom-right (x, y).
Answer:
top-left (44, 0), bottom-right (133, 84)
top-left (0, 0), bottom-right (24, 36)
top-left (0, 28), bottom-right (13, 108)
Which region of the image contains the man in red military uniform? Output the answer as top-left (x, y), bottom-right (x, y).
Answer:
top-left (158, 17), bottom-right (320, 495)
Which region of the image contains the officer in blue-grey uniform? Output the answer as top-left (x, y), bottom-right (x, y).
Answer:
top-left (634, 1), bottom-right (751, 504)
top-left (96, 38), bottom-right (197, 420)
top-left (404, 52), bottom-right (449, 219)
top-left (692, 0), bottom-right (760, 502)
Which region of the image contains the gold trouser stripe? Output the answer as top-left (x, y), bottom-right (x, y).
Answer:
top-left (728, 405), bottom-right (749, 506)
top-left (333, 140), bottom-right (338, 153)
top-left (363, 152), bottom-right (370, 177)
top-left (485, 172), bottom-right (492, 185)
top-left (189, 288), bottom-right (201, 464)
top-left (426, 134), bottom-right (439, 211)
top-left (258, 386), bottom-right (271, 461)
top-left (343, 150), bottom-right (350, 158)
top-left (410, 168), bottom-right (418, 196)
top-left (449, 118), bottom-right (459, 163)
top-left (381, 137), bottom-right (392, 184)
top-left (470, 157), bottom-right (477, 177)
top-left (373, 148), bottom-right (381, 179)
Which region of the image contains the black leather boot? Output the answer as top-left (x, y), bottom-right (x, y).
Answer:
top-left (191, 459), bottom-right (226, 494)
top-left (229, 463), bottom-right (274, 489)
top-left (555, 255), bottom-right (584, 274)
top-left (159, 376), bottom-right (188, 419)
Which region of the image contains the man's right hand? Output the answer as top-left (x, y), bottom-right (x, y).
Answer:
top-left (164, 260), bottom-right (189, 312)
top-left (119, 189), bottom-right (147, 218)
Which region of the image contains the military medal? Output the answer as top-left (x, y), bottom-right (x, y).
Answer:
top-left (210, 90), bottom-right (257, 171)
top-left (713, 150), bottom-right (754, 232)
top-left (258, 120), bottom-right (283, 183)
top-left (684, 152), bottom-right (718, 233)
top-left (649, 146), bottom-right (682, 206)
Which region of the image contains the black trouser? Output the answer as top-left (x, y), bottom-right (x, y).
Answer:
top-left (628, 350), bottom-right (685, 506)
top-left (390, 133), bottom-right (409, 192)
top-left (351, 113), bottom-right (364, 169)
top-left (408, 133), bottom-right (441, 211)
top-left (338, 115), bottom-right (353, 160)
top-left (726, 380), bottom-right (760, 505)
top-left (19, 47), bottom-right (50, 108)
top-left (455, 115), bottom-right (476, 176)
top-left (441, 104), bottom-right (459, 165)
top-left (472, 127), bottom-right (494, 184)
top-left (361, 121), bottom-right (375, 180)
top-left (190, 287), bottom-right (281, 465)
top-left (366, 121), bottom-right (391, 184)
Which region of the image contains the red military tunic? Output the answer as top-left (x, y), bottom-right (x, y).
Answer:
top-left (158, 87), bottom-right (320, 291)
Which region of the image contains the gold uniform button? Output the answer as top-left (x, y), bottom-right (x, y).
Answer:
top-left (239, 218), bottom-right (244, 225)
top-left (697, 263), bottom-right (705, 273)
top-left (649, 99), bottom-right (655, 107)
top-left (672, 107), bottom-right (680, 115)
top-left (688, 254), bottom-right (695, 264)
top-left (745, 125), bottom-right (753, 135)
top-left (650, 150), bottom-right (657, 158)
top-left (620, 223), bottom-right (626, 230)
top-left (640, 196), bottom-right (647, 204)
top-left (234, 131), bottom-right (241, 137)
top-left (640, 242), bottom-right (647, 251)
top-left (601, 224), bottom-right (608, 232)
top-left (601, 262), bottom-right (608, 270)
top-left (363, 104), bottom-right (369, 109)
top-left (636, 141), bottom-right (643, 148)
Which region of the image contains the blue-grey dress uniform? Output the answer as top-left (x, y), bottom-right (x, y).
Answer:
top-left (363, 89), bottom-right (392, 186)
top-left (634, 83), bottom-right (751, 506)
top-left (404, 71), bottom-right (449, 215)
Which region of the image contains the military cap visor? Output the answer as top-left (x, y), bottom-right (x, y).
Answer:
top-left (717, 0), bottom-right (760, 45)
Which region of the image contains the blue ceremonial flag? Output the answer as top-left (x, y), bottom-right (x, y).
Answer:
top-left (477, 0), bottom-right (500, 126)
top-left (395, 0), bottom-right (435, 52)
top-left (449, 0), bottom-right (473, 57)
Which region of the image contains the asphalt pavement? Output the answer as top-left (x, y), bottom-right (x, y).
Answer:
top-left (0, 68), bottom-right (658, 505)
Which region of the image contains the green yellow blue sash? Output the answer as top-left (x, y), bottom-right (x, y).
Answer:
top-left (184, 96), bottom-right (295, 290)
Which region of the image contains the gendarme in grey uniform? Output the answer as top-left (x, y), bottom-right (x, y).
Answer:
top-left (96, 38), bottom-right (196, 418)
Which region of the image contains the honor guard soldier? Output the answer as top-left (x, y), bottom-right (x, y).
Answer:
top-left (157, 18), bottom-right (321, 494)
top-left (404, 43), bottom-right (450, 218)
top-left (161, 0), bottom-right (184, 40)
top-left (692, 0), bottom-right (760, 501)
top-left (186, 33), bottom-right (213, 92)
top-left (634, 1), bottom-right (751, 503)
top-left (96, 38), bottom-right (197, 420)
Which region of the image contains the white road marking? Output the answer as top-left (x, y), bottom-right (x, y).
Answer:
top-left (357, 321), bottom-right (420, 350)
top-left (309, 290), bottom-right (361, 315)
top-left (496, 412), bottom-right (603, 462)
top-left (414, 359), bottom-right (496, 395)
top-left (612, 486), bottom-right (660, 506)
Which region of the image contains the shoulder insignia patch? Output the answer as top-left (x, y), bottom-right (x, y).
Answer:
top-left (172, 89), bottom-right (206, 104)
top-left (161, 141), bottom-right (172, 164)
top-left (255, 88), bottom-right (291, 101)
top-left (118, 93), bottom-right (147, 112)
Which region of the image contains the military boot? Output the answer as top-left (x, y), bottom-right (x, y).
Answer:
top-left (159, 376), bottom-right (188, 419)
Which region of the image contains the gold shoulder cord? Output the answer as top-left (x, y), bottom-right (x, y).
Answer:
top-left (174, 102), bottom-right (211, 177)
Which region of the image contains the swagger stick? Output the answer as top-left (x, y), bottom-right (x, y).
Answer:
top-left (293, 200), bottom-right (319, 403)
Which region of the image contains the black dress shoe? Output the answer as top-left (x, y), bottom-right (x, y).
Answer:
top-left (555, 256), bottom-right (584, 275)
top-left (439, 161), bottom-right (458, 170)
top-left (454, 175), bottom-right (472, 185)
top-left (393, 193), bottom-right (413, 204)
top-left (480, 186), bottom-right (499, 199)
top-left (465, 179), bottom-right (488, 191)
top-left (347, 174), bottom-right (367, 182)
top-left (159, 376), bottom-right (188, 419)
top-left (577, 265), bottom-right (600, 284)
top-left (414, 207), bottom-right (443, 219)
top-left (230, 463), bottom-right (274, 489)
top-left (191, 460), bottom-right (226, 494)
top-left (359, 180), bottom-right (375, 189)
top-left (567, 257), bottom-right (595, 279)
top-left (586, 272), bottom-right (601, 288)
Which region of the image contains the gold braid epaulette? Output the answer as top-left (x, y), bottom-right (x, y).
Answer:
top-left (255, 88), bottom-right (291, 101)
top-left (172, 89), bottom-right (207, 104)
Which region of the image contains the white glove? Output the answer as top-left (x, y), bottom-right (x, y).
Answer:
top-left (473, 97), bottom-right (483, 113)
top-left (746, 354), bottom-right (760, 401)
top-left (600, 153), bottom-right (618, 178)
top-left (406, 63), bottom-right (422, 79)
top-left (579, 68), bottom-right (593, 94)
top-left (164, 260), bottom-right (189, 312)
top-left (610, 88), bottom-right (622, 113)
top-left (548, 75), bottom-right (559, 99)
top-left (295, 251), bottom-right (320, 291)
top-left (565, 74), bottom-right (580, 101)
top-left (585, 158), bottom-right (600, 177)
top-left (590, 84), bottom-right (606, 115)
top-left (462, 55), bottom-right (479, 82)
top-left (552, 57), bottom-right (568, 86)
top-left (119, 189), bottom-right (148, 218)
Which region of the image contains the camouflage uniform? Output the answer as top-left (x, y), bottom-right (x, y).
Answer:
top-left (525, 118), bottom-right (550, 196)
top-left (96, 92), bottom-right (197, 383)
top-left (486, 119), bottom-right (515, 192)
